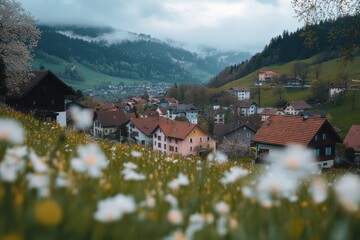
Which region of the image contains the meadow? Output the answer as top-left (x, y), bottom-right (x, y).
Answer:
top-left (0, 106), bottom-right (360, 240)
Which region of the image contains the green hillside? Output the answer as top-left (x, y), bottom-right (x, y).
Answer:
top-left (212, 55), bottom-right (360, 103)
top-left (31, 57), bottom-right (149, 90)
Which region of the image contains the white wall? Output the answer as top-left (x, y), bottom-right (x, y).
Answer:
top-left (56, 111), bottom-right (67, 127)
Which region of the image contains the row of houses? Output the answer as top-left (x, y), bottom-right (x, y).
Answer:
top-left (4, 70), bottom-right (359, 166)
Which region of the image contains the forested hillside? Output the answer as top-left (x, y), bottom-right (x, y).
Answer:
top-left (34, 25), bottom-right (250, 84)
top-left (208, 15), bottom-right (360, 88)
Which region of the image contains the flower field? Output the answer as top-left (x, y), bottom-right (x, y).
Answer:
top-left (0, 106), bottom-right (360, 240)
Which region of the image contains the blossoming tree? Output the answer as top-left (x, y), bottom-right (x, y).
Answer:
top-left (0, 0), bottom-right (40, 94)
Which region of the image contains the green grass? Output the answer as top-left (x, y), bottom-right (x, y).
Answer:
top-left (316, 91), bottom-right (360, 138)
top-left (31, 57), bottom-right (149, 90)
top-left (189, 68), bottom-right (215, 83)
top-left (0, 106), bottom-right (360, 239)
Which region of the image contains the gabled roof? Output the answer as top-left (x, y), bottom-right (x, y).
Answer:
top-left (96, 110), bottom-right (129, 127)
top-left (169, 104), bottom-right (197, 113)
top-left (235, 100), bottom-right (257, 108)
top-left (344, 125), bottom-right (360, 151)
top-left (259, 108), bottom-right (278, 116)
top-left (229, 87), bottom-right (250, 92)
top-left (214, 122), bottom-right (256, 139)
top-left (252, 115), bottom-right (342, 146)
top-left (158, 118), bottom-right (197, 140)
top-left (7, 70), bottom-right (75, 98)
top-left (284, 100), bottom-right (312, 110)
top-left (130, 117), bottom-right (160, 136)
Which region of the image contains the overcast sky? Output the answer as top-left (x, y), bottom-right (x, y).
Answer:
top-left (18, 0), bottom-right (304, 53)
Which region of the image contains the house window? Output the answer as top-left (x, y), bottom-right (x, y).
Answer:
top-left (200, 137), bottom-right (202, 142)
top-left (158, 136), bottom-right (161, 141)
top-left (158, 143), bottom-right (161, 148)
top-left (175, 139), bottom-right (178, 144)
top-left (154, 141), bottom-right (156, 145)
top-left (190, 147), bottom-right (193, 152)
top-left (190, 138), bottom-right (193, 143)
top-left (164, 144), bottom-right (167, 150)
top-left (207, 136), bottom-right (210, 142)
top-left (325, 147), bottom-right (332, 156)
top-left (169, 138), bottom-right (172, 143)
top-left (141, 140), bottom-right (145, 145)
top-left (322, 133), bottom-right (326, 140)
top-left (164, 137), bottom-right (167, 142)
top-left (154, 133), bottom-right (157, 138)
top-left (247, 132), bottom-right (251, 138)
top-left (175, 147), bottom-right (178, 152)
top-left (169, 146), bottom-right (174, 152)
top-left (314, 134), bottom-right (318, 141)
top-left (236, 133), bottom-right (239, 138)
top-left (314, 149), bottom-right (320, 157)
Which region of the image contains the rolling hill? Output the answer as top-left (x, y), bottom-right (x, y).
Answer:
top-left (32, 25), bottom-right (250, 89)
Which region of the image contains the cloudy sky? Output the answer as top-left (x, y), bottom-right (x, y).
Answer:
top-left (18, 0), bottom-right (304, 53)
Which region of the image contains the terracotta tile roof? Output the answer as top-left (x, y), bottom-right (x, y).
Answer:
top-left (259, 108), bottom-right (278, 115)
top-left (252, 115), bottom-right (340, 146)
top-left (96, 110), bottom-right (129, 127)
top-left (159, 118), bottom-right (196, 140)
top-left (344, 125), bottom-right (360, 151)
top-left (7, 70), bottom-right (75, 98)
top-left (130, 117), bottom-right (160, 136)
top-left (157, 108), bottom-right (168, 115)
top-left (284, 100), bottom-right (312, 110)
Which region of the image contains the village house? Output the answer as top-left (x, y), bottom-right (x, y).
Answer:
top-left (157, 98), bottom-right (179, 108)
top-left (344, 125), bottom-right (360, 162)
top-left (213, 122), bottom-right (256, 147)
top-left (234, 100), bottom-right (258, 116)
top-left (259, 108), bottom-right (284, 122)
top-left (329, 82), bottom-right (345, 99)
top-left (214, 109), bottom-right (226, 124)
top-left (5, 70), bottom-right (75, 126)
top-left (258, 70), bottom-right (276, 82)
top-left (283, 100), bottom-right (312, 115)
top-left (228, 87), bottom-right (250, 100)
top-left (252, 115), bottom-right (342, 168)
top-left (278, 77), bottom-right (302, 87)
top-left (93, 109), bottom-right (130, 138)
top-left (166, 104), bottom-right (198, 124)
top-left (153, 118), bottom-right (216, 156)
top-left (126, 117), bottom-right (159, 145)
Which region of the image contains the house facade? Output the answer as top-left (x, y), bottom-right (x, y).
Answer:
top-left (235, 100), bottom-right (257, 116)
top-left (93, 110), bottom-right (129, 138)
top-left (228, 87), bottom-right (250, 100)
top-left (252, 115), bottom-right (342, 168)
top-left (283, 100), bottom-right (312, 115)
top-left (167, 104), bottom-right (198, 124)
top-left (153, 118), bottom-right (216, 156)
top-left (329, 83), bottom-right (345, 99)
top-left (126, 117), bottom-right (159, 145)
top-left (157, 98), bottom-right (178, 108)
top-left (6, 70), bottom-right (75, 126)
top-left (213, 122), bottom-right (256, 147)
top-left (258, 70), bottom-right (276, 82)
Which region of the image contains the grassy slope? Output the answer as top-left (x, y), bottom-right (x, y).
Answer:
top-left (211, 55), bottom-right (360, 137)
top-left (32, 57), bottom-right (214, 90)
top-left (0, 106), bottom-right (359, 239)
top-left (32, 57), bottom-right (150, 90)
